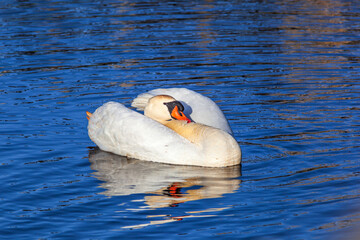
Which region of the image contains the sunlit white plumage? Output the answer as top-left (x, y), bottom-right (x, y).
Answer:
top-left (87, 88), bottom-right (241, 167)
top-left (131, 88), bottom-right (232, 134)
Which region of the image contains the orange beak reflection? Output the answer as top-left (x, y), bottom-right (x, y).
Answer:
top-left (171, 106), bottom-right (191, 123)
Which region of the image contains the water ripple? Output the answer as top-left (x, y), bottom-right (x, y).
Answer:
top-left (1, 0), bottom-right (360, 239)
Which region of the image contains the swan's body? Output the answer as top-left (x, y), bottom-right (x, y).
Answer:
top-left (87, 88), bottom-right (241, 167)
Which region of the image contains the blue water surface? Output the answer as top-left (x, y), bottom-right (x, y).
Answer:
top-left (1, 0), bottom-right (360, 239)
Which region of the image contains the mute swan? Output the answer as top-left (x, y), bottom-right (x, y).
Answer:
top-left (87, 88), bottom-right (241, 167)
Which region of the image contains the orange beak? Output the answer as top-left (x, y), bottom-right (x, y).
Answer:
top-left (171, 106), bottom-right (191, 123)
top-left (86, 111), bottom-right (92, 121)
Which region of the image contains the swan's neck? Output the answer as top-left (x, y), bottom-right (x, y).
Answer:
top-left (164, 120), bottom-right (205, 143)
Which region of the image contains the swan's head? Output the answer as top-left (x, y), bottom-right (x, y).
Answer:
top-left (144, 95), bottom-right (191, 124)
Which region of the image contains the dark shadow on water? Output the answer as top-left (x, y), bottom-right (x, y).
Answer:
top-left (88, 148), bottom-right (241, 209)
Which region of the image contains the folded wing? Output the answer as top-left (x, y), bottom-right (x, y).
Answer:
top-left (88, 102), bottom-right (203, 166)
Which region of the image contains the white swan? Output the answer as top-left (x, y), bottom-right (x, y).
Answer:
top-left (87, 88), bottom-right (241, 167)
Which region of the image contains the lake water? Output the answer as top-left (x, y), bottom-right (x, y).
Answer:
top-left (1, 0), bottom-right (360, 239)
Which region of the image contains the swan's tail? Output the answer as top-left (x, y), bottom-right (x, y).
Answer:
top-left (86, 111), bottom-right (92, 120)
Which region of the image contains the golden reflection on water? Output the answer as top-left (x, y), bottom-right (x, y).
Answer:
top-left (279, 0), bottom-right (353, 73)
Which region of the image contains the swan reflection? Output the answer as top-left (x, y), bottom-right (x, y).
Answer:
top-left (89, 148), bottom-right (241, 209)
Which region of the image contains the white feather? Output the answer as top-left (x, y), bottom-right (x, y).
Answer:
top-left (132, 88), bottom-right (232, 134)
top-left (88, 88), bottom-right (241, 167)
